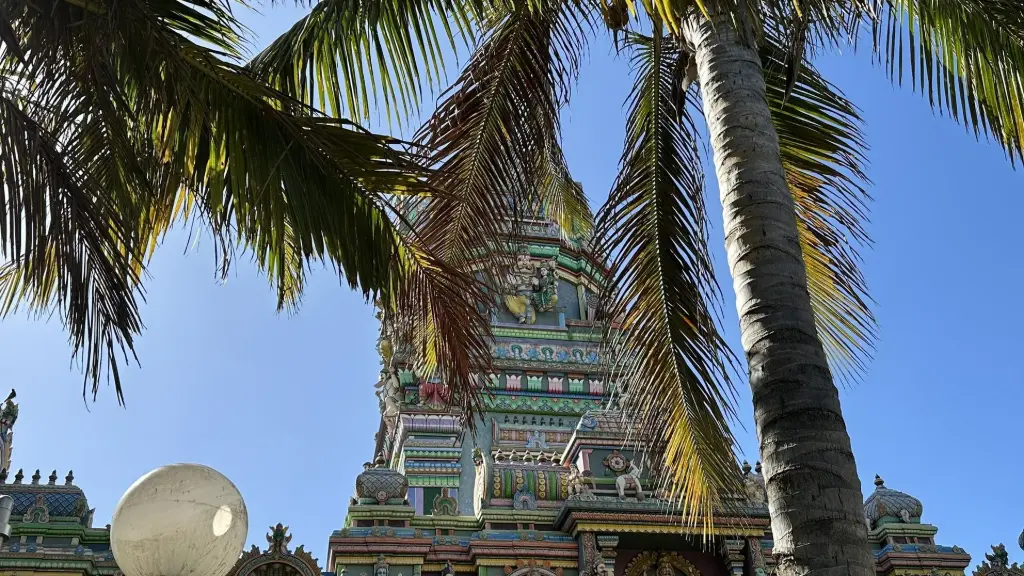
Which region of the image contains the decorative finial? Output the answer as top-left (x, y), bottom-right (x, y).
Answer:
top-left (13, 468), bottom-right (23, 484)
top-left (0, 468), bottom-right (7, 483)
top-left (31, 469), bottom-right (40, 484)
top-left (48, 470), bottom-right (57, 485)
top-left (65, 470), bottom-right (74, 485)
top-left (755, 461), bottom-right (762, 475)
top-left (373, 453), bottom-right (387, 468)
top-left (741, 461), bottom-right (752, 475)
top-left (986, 544), bottom-right (1010, 569)
top-left (874, 474), bottom-right (885, 488)
top-left (266, 523), bottom-right (292, 554)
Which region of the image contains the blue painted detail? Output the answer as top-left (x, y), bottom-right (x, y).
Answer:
top-left (579, 413), bottom-right (599, 431)
top-left (74, 545), bottom-right (85, 556)
top-left (8, 543), bottom-right (19, 552)
top-left (26, 543), bottom-right (36, 553)
top-left (7, 489), bottom-right (85, 517)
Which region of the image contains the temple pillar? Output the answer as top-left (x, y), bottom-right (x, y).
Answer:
top-left (744, 537), bottom-right (768, 576)
top-left (721, 538), bottom-right (745, 576)
top-left (597, 535), bottom-right (619, 575)
top-left (580, 533), bottom-right (600, 575)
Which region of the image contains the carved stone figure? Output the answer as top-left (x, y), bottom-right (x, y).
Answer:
top-left (566, 464), bottom-right (596, 500)
top-left (588, 558), bottom-right (612, 576)
top-left (615, 460), bottom-right (644, 500)
top-left (503, 250), bottom-right (559, 324)
top-left (656, 558), bottom-right (674, 576)
top-left (526, 430), bottom-right (548, 449)
top-left (0, 389), bottom-right (18, 471)
top-left (375, 370), bottom-right (402, 435)
top-left (374, 554), bottom-right (389, 576)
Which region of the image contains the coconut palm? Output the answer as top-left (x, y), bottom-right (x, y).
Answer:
top-left (0, 0), bottom-right (493, 408)
top-left (4, 1), bottom-right (1024, 575)
top-left (250, 1), bottom-right (1024, 574)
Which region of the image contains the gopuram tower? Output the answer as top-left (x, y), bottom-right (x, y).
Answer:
top-left (325, 210), bottom-right (974, 576)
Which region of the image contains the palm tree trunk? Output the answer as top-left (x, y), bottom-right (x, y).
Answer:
top-left (682, 10), bottom-right (875, 576)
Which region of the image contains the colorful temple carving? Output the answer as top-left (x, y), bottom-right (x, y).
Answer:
top-left (326, 213), bottom-right (976, 576)
top-left (0, 214), bottom-right (1007, 576)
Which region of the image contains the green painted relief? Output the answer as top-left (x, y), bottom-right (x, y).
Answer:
top-left (490, 468), bottom-right (568, 500)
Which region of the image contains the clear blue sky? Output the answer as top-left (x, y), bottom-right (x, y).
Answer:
top-left (0, 5), bottom-right (1021, 568)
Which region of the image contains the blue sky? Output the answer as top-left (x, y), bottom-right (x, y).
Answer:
top-left (0, 4), bottom-right (1021, 568)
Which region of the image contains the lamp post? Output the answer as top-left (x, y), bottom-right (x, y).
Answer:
top-left (0, 494), bottom-right (13, 542)
top-left (110, 464), bottom-right (248, 576)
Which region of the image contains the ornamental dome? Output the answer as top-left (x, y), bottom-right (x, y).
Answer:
top-left (354, 455), bottom-right (408, 505)
top-left (863, 475), bottom-right (923, 529)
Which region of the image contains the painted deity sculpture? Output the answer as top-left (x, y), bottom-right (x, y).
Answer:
top-left (615, 460), bottom-right (644, 500)
top-left (503, 250), bottom-right (559, 324)
top-left (375, 371), bottom-right (402, 436)
top-left (566, 464), bottom-right (596, 500)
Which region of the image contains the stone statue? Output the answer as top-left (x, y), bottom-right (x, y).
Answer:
top-left (567, 464), bottom-right (596, 500)
top-left (899, 508), bottom-right (912, 523)
top-left (375, 370), bottom-right (402, 435)
top-left (0, 390), bottom-right (18, 472)
top-left (525, 430), bottom-right (548, 449)
top-left (503, 250), bottom-right (559, 324)
top-left (615, 460), bottom-right (644, 500)
top-left (656, 558), bottom-right (674, 576)
top-left (374, 554), bottom-right (389, 576)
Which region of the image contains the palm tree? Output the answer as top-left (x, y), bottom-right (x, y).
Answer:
top-left (249, 1), bottom-right (1024, 574)
top-left (4, 1), bottom-right (1024, 575)
top-left (0, 0), bottom-right (492, 409)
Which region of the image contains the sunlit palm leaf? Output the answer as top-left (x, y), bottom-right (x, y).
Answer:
top-left (2, 0), bottom-right (493, 408)
top-left (249, 0), bottom-right (481, 127)
top-left (415, 0), bottom-right (589, 276)
top-left (762, 33), bottom-right (877, 384)
top-left (594, 29), bottom-right (741, 531)
top-left (536, 140), bottom-right (594, 242)
top-left (868, 0), bottom-right (1024, 163)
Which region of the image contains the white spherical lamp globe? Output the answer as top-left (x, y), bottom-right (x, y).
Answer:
top-left (111, 464), bottom-right (248, 576)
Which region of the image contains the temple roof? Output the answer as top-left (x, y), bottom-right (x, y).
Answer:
top-left (863, 474), bottom-right (923, 528)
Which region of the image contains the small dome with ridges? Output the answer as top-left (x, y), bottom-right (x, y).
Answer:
top-left (863, 475), bottom-right (923, 529)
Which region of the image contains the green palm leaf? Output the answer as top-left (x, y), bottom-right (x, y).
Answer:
top-left (536, 139), bottom-right (594, 243)
top-left (249, 0), bottom-right (481, 126)
top-left (762, 32), bottom-right (877, 384)
top-left (868, 0), bottom-right (1024, 162)
top-left (414, 0), bottom-right (589, 275)
top-left (0, 89), bottom-right (143, 404)
top-left (2, 0), bottom-right (494, 407)
top-left (594, 28), bottom-right (741, 530)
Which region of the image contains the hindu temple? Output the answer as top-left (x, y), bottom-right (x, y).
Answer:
top-left (0, 211), bottom-right (1010, 576)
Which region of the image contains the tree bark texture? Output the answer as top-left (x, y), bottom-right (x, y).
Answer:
top-left (683, 11), bottom-right (875, 576)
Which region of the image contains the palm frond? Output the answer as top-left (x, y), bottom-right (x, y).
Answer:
top-left (0, 88), bottom-right (143, 404)
top-left (414, 0), bottom-right (590, 275)
top-left (3, 0), bottom-right (496, 408)
top-left (867, 0), bottom-right (1024, 163)
top-left (762, 33), bottom-right (877, 384)
top-left (594, 29), bottom-right (741, 531)
top-left (536, 140), bottom-right (593, 242)
top-left (248, 0), bottom-right (482, 127)
top-left (383, 234), bottom-right (493, 424)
